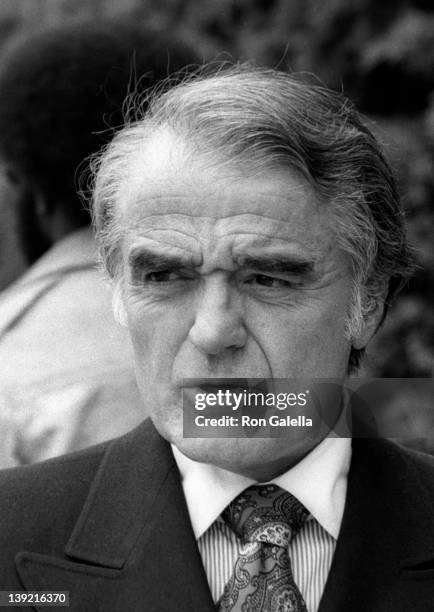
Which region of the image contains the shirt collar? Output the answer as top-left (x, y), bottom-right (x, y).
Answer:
top-left (172, 433), bottom-right (351, 541)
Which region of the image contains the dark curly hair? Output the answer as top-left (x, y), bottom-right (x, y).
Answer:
top-left (0, 20), bottom-right (197, 261)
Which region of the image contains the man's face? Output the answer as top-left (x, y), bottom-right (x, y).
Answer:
top-left (117, 134), bottom-right (355, 478)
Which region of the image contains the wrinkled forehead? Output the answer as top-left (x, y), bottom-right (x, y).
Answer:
top-left (115, 128), bottom-right (320, 225)
top-left (108, 130), bottom-right (344, 277)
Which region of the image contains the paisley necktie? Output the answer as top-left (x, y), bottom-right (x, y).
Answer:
top-left (218, 484), bottom-right (309, 612)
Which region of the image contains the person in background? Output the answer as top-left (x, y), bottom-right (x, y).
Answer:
top-left (0, 399), bottom-right (16, 469)
top-left (0, 161), bottom-right (28, 290)
top-left (0, 21), bottom-right (197, 466)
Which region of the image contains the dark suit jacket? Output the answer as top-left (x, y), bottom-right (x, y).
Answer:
top-left (0, 418), bottom-right (433, 611)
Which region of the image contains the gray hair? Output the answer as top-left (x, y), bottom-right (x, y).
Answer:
top-left (89, 64), bottom-right (414, 370)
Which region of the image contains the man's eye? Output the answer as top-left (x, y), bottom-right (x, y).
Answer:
top-left (145, 270), bottom-right (180, 283)
top-left (248, 274), bottom-right (292, 288)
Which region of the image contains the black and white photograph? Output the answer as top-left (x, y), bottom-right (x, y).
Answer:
top-left (0, 1), bottom-right (433, 610)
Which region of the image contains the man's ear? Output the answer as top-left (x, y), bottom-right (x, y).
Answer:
top-left (351, 288), bottom-right (387, 350)
top-left (112, 282), bottom-right (128, 328)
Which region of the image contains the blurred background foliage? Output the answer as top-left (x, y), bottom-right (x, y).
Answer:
top-left (0, 0), bottom-right (432, 382)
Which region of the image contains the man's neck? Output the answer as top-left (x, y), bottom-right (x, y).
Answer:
top-left (216, 437), bottom-right (325, 482)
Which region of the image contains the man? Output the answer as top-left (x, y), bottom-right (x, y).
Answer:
top-left (0, 22), bottom-right (197, 465)
top-left (0, 66), bottom-right (433, 611)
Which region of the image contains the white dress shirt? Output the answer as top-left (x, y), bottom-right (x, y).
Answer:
top-left (173, 435), bottom-right (351, 611)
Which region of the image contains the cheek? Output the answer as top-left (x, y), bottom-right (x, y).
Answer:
top-left (247, 297), bottom-right (350, 376)
top-left (293, 305), bottom-right (351, 373)
top-left (126, 299), bottom-right (193, 373)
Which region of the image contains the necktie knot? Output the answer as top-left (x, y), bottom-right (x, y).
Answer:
top-left (223, 484), bottom-right (308, 547)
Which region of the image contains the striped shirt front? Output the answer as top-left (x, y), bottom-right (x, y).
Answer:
top-left (172, 436), bottom-right (351, 612)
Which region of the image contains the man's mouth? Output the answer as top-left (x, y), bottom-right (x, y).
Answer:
top-left (182, 378), bottom-right (266, 389)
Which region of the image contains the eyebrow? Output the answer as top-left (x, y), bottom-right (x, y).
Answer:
top-left (237, 255), bottom-right (315, 276)
top-left (128, 247), bottom-right (315, 277)
top-left (128, 249), bottom-right (192, 273)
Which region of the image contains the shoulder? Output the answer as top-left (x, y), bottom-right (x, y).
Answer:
top-left (0, 435), bottom-right (120, 570)
top-left (0, 440), bottom-right (108, 536)
top-left (353, 437), bottom-right (434, 502)
top-left (380, 439), bottom-right (434, 473)
top-left (394, 442), bottom-right (434, 491)
top-left (0, 268), bottom-right (134, 389)
top-left (0, 420), bottom-right (164, 571)
top-left (0, 421), bottom-right (157, 535)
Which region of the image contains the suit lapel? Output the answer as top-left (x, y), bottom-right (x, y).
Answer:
top-left (319, 439), bottom-right (434, 612)
top-left (16, 421), bottom-right (215, 612)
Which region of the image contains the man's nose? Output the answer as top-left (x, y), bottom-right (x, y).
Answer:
top-left (188, 275), bottom-right (247, 355)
